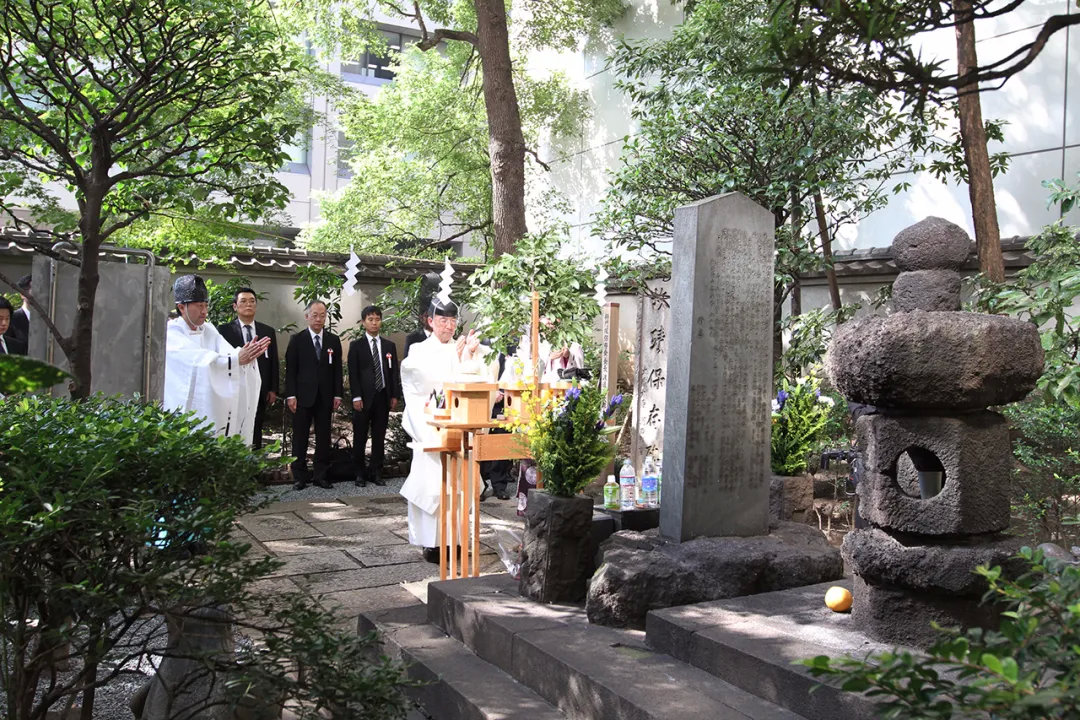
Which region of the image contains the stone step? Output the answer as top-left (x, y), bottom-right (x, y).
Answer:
top-left (426, 574), bottom-right (806, 720)
top-left (646, 580), bottom-right (890, 720)
top-left (359, 603), bottom-right (566, 720)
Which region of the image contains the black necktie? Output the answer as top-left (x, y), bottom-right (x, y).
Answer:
top-left (314, 334), bottom-right (322, 359)
top-left (244, 324), bottom-right (253, 343)
top-left (371, 338), bottom-right (384, 391)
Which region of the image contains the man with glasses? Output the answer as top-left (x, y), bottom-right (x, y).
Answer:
top-left (399, 298), bottom-right (489, 562)
top-left (218, 287), bottom-right (279, 449)
top-left (284, 301), bottom-right (344, 489)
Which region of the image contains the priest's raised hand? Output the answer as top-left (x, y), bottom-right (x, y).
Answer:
top-left (238, 336), bottom-right (272, 366)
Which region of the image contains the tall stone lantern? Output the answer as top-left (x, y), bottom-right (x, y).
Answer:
top-left (826, 217), bottom-right (1044, 646)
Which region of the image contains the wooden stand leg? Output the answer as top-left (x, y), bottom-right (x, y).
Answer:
top-left (463, 445), bottom-right (473, 577)
top-left (470, 453), bottom-right (481, 577)
top-left (439, 454), bottom-right (448, 581)
top-left (448, 453), bottom-right (457, 579)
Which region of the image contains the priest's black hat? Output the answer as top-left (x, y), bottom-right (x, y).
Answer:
top-left (173, 274), bottom-right (209, 304)
top-left (429, 297), bottom-right (458, 318)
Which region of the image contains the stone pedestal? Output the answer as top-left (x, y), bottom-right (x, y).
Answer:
top-left (519, 490), bottom-right (595, 603)
top-left (586, 523), bottom-right (842, 628)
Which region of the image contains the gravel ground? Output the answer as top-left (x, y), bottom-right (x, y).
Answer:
top-left (253, 475), bottom-right (407, 504)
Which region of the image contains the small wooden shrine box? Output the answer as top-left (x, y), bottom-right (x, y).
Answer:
top-left (445, 382), bottom-right (499, 425)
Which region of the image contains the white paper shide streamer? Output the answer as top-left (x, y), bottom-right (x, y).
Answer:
top-left (343, 249), bottom-right (360, 296)
top-left (436, 258), bottom-right (454, 304)
top-left (593, 265), bottom-right (608, 307)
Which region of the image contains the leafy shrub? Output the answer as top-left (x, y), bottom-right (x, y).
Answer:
top-left (1003, 397), bottom-right (1080, 546)
top-left (771, 375), bottom-right (839, 475)
top-left (527, 384), bottom-right (622, 497)
top-left (0, 395), bottom-right (408, 719)
top-left (803, 547), bottom-right (1080, 719)
top-left (974, 176), bottom-right (1080, 406)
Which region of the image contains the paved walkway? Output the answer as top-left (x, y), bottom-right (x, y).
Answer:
top-left (237, 488), bottom-right (526, 630)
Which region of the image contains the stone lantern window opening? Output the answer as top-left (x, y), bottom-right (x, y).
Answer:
top-left (892, 446), bottom-right (946, 500)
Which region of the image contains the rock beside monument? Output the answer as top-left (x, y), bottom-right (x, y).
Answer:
top-left (519, 491), bottom-right (595, 603)
top-left (586, 523), bottom-right (842, 628)
top-left (892, 217), bottom-right (971, 271)
top-left (828, 311), bottom-right (1043, 409)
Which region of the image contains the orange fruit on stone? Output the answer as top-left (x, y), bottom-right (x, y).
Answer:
top-left (825, 586), bottom-right (853, 613)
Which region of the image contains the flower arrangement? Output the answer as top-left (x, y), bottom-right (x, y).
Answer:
top-left (771, 375), bottom-right (841, 476)
top-left (524, 383), bottom-right (623, 497)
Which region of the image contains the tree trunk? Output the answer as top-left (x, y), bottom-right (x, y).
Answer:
top-left (72, 181), bottom-right (105, 399)
top-left (953, 0), bottom-right (1005, 283)
top-left (789, 190), bottom-right (802, 317)
top-left (814, 192), bottom-right (842, 310)
top-left (474, 0), bottom-right (528, 258)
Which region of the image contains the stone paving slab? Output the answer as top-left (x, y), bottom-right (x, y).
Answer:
top-left (239, 513), bottom-right (322, 542)
top-left (297, 564), bottom-right (442, 596)
top-left (264, 529), bottom-right (404, 555)
top-left (293, 505), bottom-right (379, 523)
top-left (348, 544), bottom-right (430, 568)
top-left (267, 550), bottom-right (362, 578)
top-left (251, 499), bottom-right (348, 516)
top-left (320, 584), bottom-right (424, 619)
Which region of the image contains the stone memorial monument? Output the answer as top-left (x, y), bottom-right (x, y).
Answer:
top-left (586, 193), bottom-right (842, 628)
top-left (828, 216), bottom-right (1044, 646)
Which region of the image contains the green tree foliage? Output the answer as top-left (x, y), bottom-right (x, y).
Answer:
top-left (974, 175), bottom-right (1080, 406)
top-left (803, 547), bottom-right (1080, 719)
top-left (594, 0), bottom-right (933, 356)
top-left (287, 0), bottom-right (615, 259)
top-left (0, 356), bottom-right (68, 396)
top-left (0, 0), bottom-right (322, 396)
top-left (1004, 397), bottom-right (1080, 546)
top-left (763, 0), bottom-right (1080, 110)
top-left (293, 264), bottom-right (345, 332)
top-left (303, 35), bottom-right (588, 259)
top-left (0, 395), bottom-right (408, 719)
top-left (465, 232), bottom-right (602, 354)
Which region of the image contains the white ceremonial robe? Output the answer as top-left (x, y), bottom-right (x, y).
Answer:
top-left (399, 335), bottom-right (493, 547)
top-left (164, 317), bottom-right (261, 445)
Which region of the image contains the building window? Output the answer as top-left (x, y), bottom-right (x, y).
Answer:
top-left (282, 133), bottom-right (310, 174)
top-left (337, 131), bottom-right (355, 178)
top-left (341, 29), bottom-right (420, 83)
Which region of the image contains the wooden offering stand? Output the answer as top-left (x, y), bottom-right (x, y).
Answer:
top-left (427, 380), bottom-right (532, 580)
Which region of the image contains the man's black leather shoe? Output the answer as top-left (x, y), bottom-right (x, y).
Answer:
top-left (422, 547), bottom-right (440, 563)
top-left (293, 481), bottom-right (307, 491)
top-left (370, 472), bottom-right (386, 487)
top-left (313, 476), bottom-right (332, 489)
top-left (355, 475), bottom-right (368, 487)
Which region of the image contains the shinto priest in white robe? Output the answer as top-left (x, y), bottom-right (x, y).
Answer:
top-left (399, 335), bottom-right (493, 547)
top-left (164, 317), bottom-right (261, 445)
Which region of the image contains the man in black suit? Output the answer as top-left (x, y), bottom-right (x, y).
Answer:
top-left (402, 311), bottom-right (430, 360)
top-left (348, 305), bottom-right (402, 487)
top-left (284, 300), bottom-right (343, 489)
top-left (217, 287), bottom-right (280, 449)
top-left (5, 274), bottom-right (30, 352)
top-left (0, 297), bottom-right (27, 355)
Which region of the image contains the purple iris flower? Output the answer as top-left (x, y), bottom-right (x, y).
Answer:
top-left (777, 389), bottom-right (789, 407)
top-left (567, 386), bottom-right (582, 401)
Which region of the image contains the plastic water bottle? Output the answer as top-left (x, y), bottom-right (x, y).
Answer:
top-left (618, 460), bottom-right (636, 511)
top-left (603, 474), bottom-right (619, 510)
top-left (640, 457), bottom-right (659, 508)
top-left (656, 453), bottom-right (663, 506)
